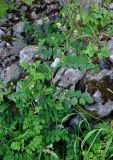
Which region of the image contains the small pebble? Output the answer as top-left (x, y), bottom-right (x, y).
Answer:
top-left (109, 3), bottom-right (113, 10)
top-left (50, 58), bottom-right (60, 68)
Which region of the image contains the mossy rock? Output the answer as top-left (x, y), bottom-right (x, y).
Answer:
top-left (87, 76), bottom-right (113, 102)
top-left (0, 35), bottom-right (13, 44)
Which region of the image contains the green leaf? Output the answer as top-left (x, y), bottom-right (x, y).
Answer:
top-left (79, 98), bottom-right (86, 105)
top-left (103, 137), bottom-right (112, 158)
top-left (74, 136), bottom-right (80, 160)
top-left (81, 129), bottom-right (102, 160)
top-left (98, 44), bottom-right (109, 59)
top-left (85, 96), bottom-right (94, 104)
top-left (11, 142), bottom-right (21, 151)
top-left (71, 97), bottom-right (78, 105)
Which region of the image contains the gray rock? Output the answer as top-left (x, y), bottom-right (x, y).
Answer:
top-left (52, 67), bottom-right (67, 84)
top-left (19, 45), bottom-right (39, 63)
top-left (0, 29), bottom-right (5, 36)
top-left (85, 100), bottom-right (113, 118)
top-left (53, 68), bottom-right (85, 88)
top-left (93, 90), bottom-right (103, 103)
top-left (10, 37), bottom-right (27, 56)
top-left (85, 68), bottom-right (113, 108)
top-left (34, 17), bottom-right (50, 26)
top-left (88, 69), bottom-right (113, 81)
top-left (21, 6), bottom-right (27, 12)
top-left (109, 3), bottom-right (113, 10)
top-left (0, 18), bottom-right (7, 26)
top-left (109, 54), bottom-right (113, 64)
top-left (108, 38), bottom-right (113, 63)
top-left (13, 21), bottom-right (24, 37)
top-left (61, 0), bottom-right (102, 8)
top-left (0, 41), bottom-right (9, 61)
top-left (0, 36), bottom-right (26, 57)
top-left (31, 11), bottom-right (38, 20)
top-left (7, 13), bottom-right (13, 20)
top-left (50, 58), bottom-right (60, 68)
top-left (78, 0), bottom-right (102, 8)
top-left (100, 58), bottom-right (112, 70)
top-left (0, 36), bottom-right (26, 68)
top-left (1, 63), bottom-right (21, 83)
top-left (15, 0), bottom-right (21, 8)
top-left (43, 0), bottom-right (53, 3)
top-left (59, 69), bottom-right (85, 88)
top-left (61, 113), bottom-right (80, 126)
top-left (47, 3), bottom-right (60, 12)
top-left (69, 115), bottom-right (80, 126)
top-left (0, 41), bottom-right (6, 47)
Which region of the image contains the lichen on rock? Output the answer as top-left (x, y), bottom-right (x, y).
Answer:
top-left (87, 75), bottom-right (113, 103)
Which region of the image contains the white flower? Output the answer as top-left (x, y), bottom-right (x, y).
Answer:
top-left (56, 22), bottom-right (62, 28)
top-left (76, 14), bottom-right (80, 21)
top-left (74, 30), bottom-right (78, 35)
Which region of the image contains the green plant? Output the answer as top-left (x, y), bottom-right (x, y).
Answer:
top-left (23, 0), bottom-right (113, 71)
top-left (0, 0), bottom-right (35, 17)
top-left (0, 0), bottom-right (8, 17)
top-left (0, 61), bottom-right (112, 160)
top-left (0, 0), bottom-right (15, 18)
top-left (57, 90), bottom-right (94, 107)
top-left (1, 1), bottom-right (113, 160)
top-left (81, 122), bottom-right (113, 160)
top-left (0, 61), bottom-right (65, 159)
top-left (62, 54), bottom-right (99, 71)
top-left (0, 61), bottom-right (94, 159)
top-left (83, 42), bottom-right (109, 59)
top-left (34, 47), bottom-right (62, 60)
top-left (81, 6), bottom-right (112, 32)
top-left (60, 1), bottom-right (113, 58)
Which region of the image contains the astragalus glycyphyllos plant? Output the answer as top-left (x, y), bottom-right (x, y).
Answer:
top-left (1, 0), bottom-right (113, 159)
top-left (23, 0), bottom-right (113, 72)
top-left (0, 60), bottom-right (94, 160)
top-left (1, 60), bottom-right (113, 160)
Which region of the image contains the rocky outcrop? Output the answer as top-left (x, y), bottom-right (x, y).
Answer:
top-left (77, 0), bottom-right (102, 8)
top-left (108, 38), bottom-right (113, 63)
top-left (61, 0), bottom-right (102, 8)
top-left (85, 69), bottom-right (113, 117)
top-left (0, 0), bottom-right (61, 83)
top-left (53, 68), bottom-right (85, 89)
top-left (85, 101), bottom-right (113, 118)
top-left (1, 63), bottom-right (21, 83)
top-left (0, 0), bottom-right (113, 120)
top-left (19, 45), bottom-right (39, 63)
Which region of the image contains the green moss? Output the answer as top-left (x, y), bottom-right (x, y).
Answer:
top-left (87, 76), bottom-right (113, 102)
top-left (0, 35), bottom-right (13, 43)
